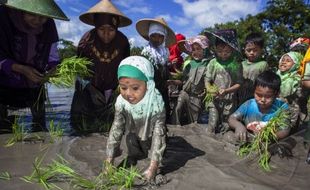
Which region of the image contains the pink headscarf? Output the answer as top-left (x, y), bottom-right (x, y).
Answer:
top-left (184, 35), bottom-right (209, 53)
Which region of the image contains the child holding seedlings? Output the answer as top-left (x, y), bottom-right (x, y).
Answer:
top-left (0, 0), bottom-right (68, 132)
top-left (276, 51), bottom-right (303, 127)
top-left (169, 35), bottom-right (209, 126)
top-left (204, 29), bottom-right (243, 134)
top-left (105, 56), bottom-right (166, 182)
top-left (238, 32), bottom-right (268, 105)
top-left (228, 71), bottom-right (291, 142)
top-left (136, 17), bottom-right (176, 120)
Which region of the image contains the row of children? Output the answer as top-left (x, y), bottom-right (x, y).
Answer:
top-left (167, 29), bottom-right (310, 144)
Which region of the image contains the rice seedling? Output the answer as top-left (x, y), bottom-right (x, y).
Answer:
top-left (4, 117), bottom-right (26, 147)
top-left (21, 154), bottom-right (77, 190)
top-left (170, 68), bottom-right (183, 80)
top-left (203, 84), bottom-right (219, 108)
top-left (48, 120), bottom-right (64, 143)
top-left (0, 172), bottom-right (11, 180)
top-left (45, 56), bottom-right (94, 88)
top-left (72, 161), bottom-right (142, 190)
top-left (237, 108), bottom-right (290, 171)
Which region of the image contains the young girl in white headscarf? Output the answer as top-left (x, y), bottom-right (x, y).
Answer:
top-left (105, 56), bottom-right (167, 181)
top-left (136, 18), bottom-right (176, 122)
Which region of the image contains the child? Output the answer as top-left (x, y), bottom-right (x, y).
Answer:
top-left (204, 29), bottom-right (243, 134)
top-left (238, 32), bottom-right (268, 105)
top-left (169, 35), bottom-right (209, 125)
top-left (168, 33), bottom-right (186, 72)
top-left (105, 56), bottom-right (166, 181)
top-left (136, 17), bottom-right (176, 120)
top-left (276, 51), bottom-right (303, 126)
top-left (228, 71), bottom-right (291, 142)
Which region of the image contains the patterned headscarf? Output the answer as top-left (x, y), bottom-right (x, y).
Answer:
top-left (115, 56), bottom-right (165, 139)
top-left (184, 35), bottom-right (209, 53)
top-left (141, 23), bottom-right (169, 66)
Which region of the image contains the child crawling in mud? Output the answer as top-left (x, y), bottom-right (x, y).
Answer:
top-left (227, 70), bottom-right (291, 142)
top-left (105, 56), bottom-right (166, 182)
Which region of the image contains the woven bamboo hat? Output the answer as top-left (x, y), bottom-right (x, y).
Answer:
top-left (79, 0), bottom-right (132, 27)
top-left (136, 17), bottom-right (176, 47)
top-left (0, 0), bottom-right (69, 21)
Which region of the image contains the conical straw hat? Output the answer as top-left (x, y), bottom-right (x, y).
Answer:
top-left (0, 0), bottom-right (69, 21)
top-left (79, 0), bottom-right (132, 27)
top-left (136, 17), bottom-right (176, 47)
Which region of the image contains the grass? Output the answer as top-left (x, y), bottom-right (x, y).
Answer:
top-left (0, 172), bottom-right (11, 181)
top-left (237, 108), bottom-right (290, 171)
top-left (45, 56), bottom-right (93, 88)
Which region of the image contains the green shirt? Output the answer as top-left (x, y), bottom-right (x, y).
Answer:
top-left (242, 59), bottom-right (268, 82)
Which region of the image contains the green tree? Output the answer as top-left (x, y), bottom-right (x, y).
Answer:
top-left (58, 39), bottom-right (77, 60)
top-left (202, 0), bottom-right (310, 68)
top-left (130, 46), bottom-right (143, 56)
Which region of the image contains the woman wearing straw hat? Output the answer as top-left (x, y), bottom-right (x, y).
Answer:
top-left (0, 0), bottom-right (68, 132)
top-left (70, 0), bottom-right (132, 134)
top-left (136, 17), bottom-right (176, 121)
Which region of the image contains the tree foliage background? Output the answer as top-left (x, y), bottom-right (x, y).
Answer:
top-left (203, 0), bottom-right (310, 68)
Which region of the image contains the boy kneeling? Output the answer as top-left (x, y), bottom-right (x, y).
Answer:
top-left (228, 70), bottom-right (291, 143)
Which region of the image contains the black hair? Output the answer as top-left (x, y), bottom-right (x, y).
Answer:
top-left (254, 70), bottom-right (281, 94)
top-left (245, 32), bottom-right (264, 48)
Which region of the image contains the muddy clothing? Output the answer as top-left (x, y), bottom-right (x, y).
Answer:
top-left (205, 57), bottom-right (243, 132)
top-left (0, 7), bottom-right (60, 131)
top-left (238, 59), bottom-right (268, 105)
top-left (276, 70), bottom-right (301, 126)
top-left (231, 98), bottom-right (291, 130)
top-left (299, 62), bottom-right (310, 116)
top-left (172, 59), bottom-right (208, 125)
top-left (106, 105), bottom-right (166, 162)
top-left (70, 29), bottom-right (130, 133)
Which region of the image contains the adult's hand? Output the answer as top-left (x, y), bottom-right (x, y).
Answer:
top-left (12, 64), bottom-right (43, 84)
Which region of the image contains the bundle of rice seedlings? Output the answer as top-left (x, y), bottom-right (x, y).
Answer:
top-left (0, 172), bottom-right (11, 181)
top-left (21, 154), bottom-right (77, 190)
top-left (45, 56), bottom-right (93, 88)
top-left (203, 84), bottom-right (219, 108)
top-left (72, 161), bottom-right (141, 190)
top-left (237, 109), bottom-right (290, 171)
top-left (170, 68), bottom-right (183, 80)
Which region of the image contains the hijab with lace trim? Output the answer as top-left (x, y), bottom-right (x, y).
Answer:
top-left (141, 23), bottom-right (169, 66)
top-left (115, 56), bottom-right (165, 140)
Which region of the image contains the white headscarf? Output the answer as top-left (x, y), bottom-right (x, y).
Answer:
top-left (141, 23), bottom-right (169, 66)
top-left (115, 56), bottom-right (165, 140)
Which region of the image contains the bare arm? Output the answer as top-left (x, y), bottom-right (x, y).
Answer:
top-left (228, 114), bottom-right (248, 142)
